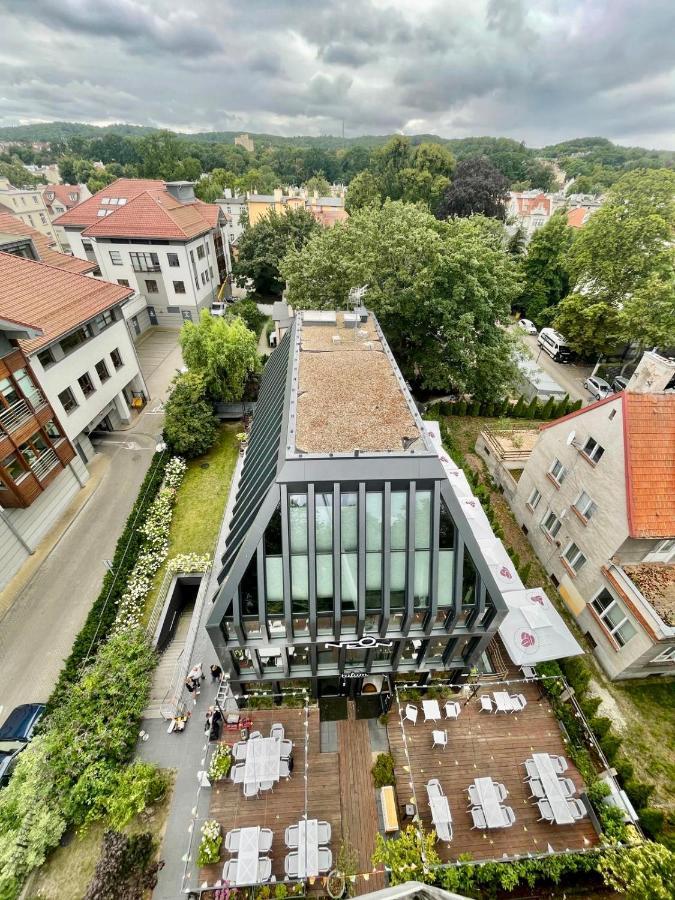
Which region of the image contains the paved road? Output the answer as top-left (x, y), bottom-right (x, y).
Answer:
top-left (518, 333), bottom-right (593, 405)
top-left (0, 329), bottom-right (182, 715)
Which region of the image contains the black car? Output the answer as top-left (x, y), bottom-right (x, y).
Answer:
top-left (612, 376), bottom-right (630, 392)
top-left (0, 703), bottom-right (46, 787)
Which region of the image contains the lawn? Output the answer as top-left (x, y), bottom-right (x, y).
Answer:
top-left (142, 423), bottom-right (240, 622)
top-left (441, 413), bottom-right (675, 813)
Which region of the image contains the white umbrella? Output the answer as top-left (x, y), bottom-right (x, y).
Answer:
top-left (498, 587), bottom-right (584, 664)
top-left (478, 538), bottom-right (525, 593)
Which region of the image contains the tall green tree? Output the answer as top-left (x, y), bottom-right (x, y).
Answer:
top-left (345, 171), bottom-right (382, 213)
top-left (136, 130), bottom-right (184, 180)
top-left (163, 371), bottom-right (218, 458)
top-left (437, 156), bottom-right (510, 220)
top-left (179, 310), bottom-right (259, 401)
top-left (521, 212), bottom-right (575, 326)
top-left (303, 173), bottom-right (331, 196)
top-left (554, 168), bottom-right (675, 354)
top-left (281, 200), bottom-right (519, 400)
top-left (233, 206), bottom-right (319, 295)
top-left (371, 135), bottom-right (412, 199)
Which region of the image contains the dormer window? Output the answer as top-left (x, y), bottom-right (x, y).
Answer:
top-left (581, 436), bottom-right (605, 464)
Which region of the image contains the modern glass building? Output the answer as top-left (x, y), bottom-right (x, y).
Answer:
top-left (207, 310), bottom-right (512, 697)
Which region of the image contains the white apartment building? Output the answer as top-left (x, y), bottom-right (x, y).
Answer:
top-left (0, 177), bottom-right (62, 248)
top-left (43, 183), bottom-right (91, 249)
top-left (55, 179), bottom-right (230, 332)
top-left (507, 359), bottom-right (675, 680)
top-left (216, 189), bottom-right (247, 245)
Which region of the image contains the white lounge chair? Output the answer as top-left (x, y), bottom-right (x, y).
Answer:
top-left (471, 807), bottom-right (487, 829)
top-left (280, 759), bottom-right (292, 779)
top-left (225, 829), bottom-right (241, 852)
top-left (523, 759), bottom-right (539, 781)
top-left (479, 695), bottom-right (494, 713)
top-left (435, 821), bottom-right (453, 842)
top-left (559, 777), bottom-right (576, 798)
top-left (233, 742), bottom-right (247, 761)
top-left (285, 825), bottom-right (299, 848)
top-left (537, 799), bottom-right (554, 822)
top-left (285, 852), bottom-right (299, 878)
top-left (258, 857), bottom-right (272, 882)
top-left (231, 763), bottom-right (245, 784)
top-left (243, 780), bottom-right (259, 799)
top-left (495, 782), bottom-right (509, 802)
top-left (223, 859), bottom-right (238, 883)
top-left (527, 778), bottom-right (545, 800)
top-left (317, 821), bottom-right (331, 845)
top-left (270, 723), bottom-right (285, 740)
top-left (467, 784), bottom-right (480, 807)
top-left (403, 704), bottom-right (418, 725)
top-left (432, 729), bottom-right (448, 749)
top-left (426, 779), bottom-right (443, 799)
top-left (259, 779), bottom-right (274, 791)
top-left (444, 701), bottom-right (461, 720)
top-left (510, 693), bottom-right (527, 711)
top-left (318, 848), bottom-right (332, 873)
top-left (521, 665), bottom-right (537, 679)
top-left (259, 829), bottom-right (273, 852)
top-left (249, 730), bottom-right (263, 740)
top-left (552, 755), bottom-right (568, 774)
top-left (279, 739), bottom-right (293, 759)
top-left (502, 806), bottom-right (516, 826)
top-left (568, 798), bottom-right (587, 820)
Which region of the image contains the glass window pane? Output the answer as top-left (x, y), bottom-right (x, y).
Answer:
top-left (616, 619), bottom-right (636, 646)
top-left (316, 554), bottom-right (333, 599)
top-left (366, 493), bottom-right (383, 551)
top-left (291, 555), bottom-right (308, 611)
top-left (289, 494), bottom-right (308, 553)
top-left (240, 555), bottom-right (259, 617)
top-left (438, 550), bottom-right (454, 607)
top-left (390, 491), bottom-right (407, 550)
top-left (265, 557), bottom-right (283, 603)
top-left (315, 492), bottom-right (333, 552)
top-left (264, 506), bottom-right (282, 555)
top-left (366, 553), bottom-right (382, 610)
top-left (341, 553), bottom-right (357, 609)
top-left (390, 551), bottom-right (406, 608)
top-left (462, 545), bottom-right (477, 607)
top-left (414, 550), bottom-right (430, 605)
top-left (341, 493), bottom-right (358, 552)
top-left (439, 501), bottom-right (455, 549)
top-left (604, 603), bottom-right (625, 631)
top-left (415, 490), bottom-right (431, 549)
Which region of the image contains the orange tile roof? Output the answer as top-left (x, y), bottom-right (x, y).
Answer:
top-left (53, 177), bottom-right (165, 228)
top-left (567, 207), bottom-right (588, 228)
top-left (623, 392), bottom-right (675, 539)
top-left (0, 210), bottom-right (96, 274)
top-left (42, 183), bottom-right (85, 213)
top-left (0, 252), bottom-right (133, 354)
top-left (80, 188), bottom-right (220, 241)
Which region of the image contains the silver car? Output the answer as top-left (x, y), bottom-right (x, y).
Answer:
top-left (583, 375), bottom-right (613, 400)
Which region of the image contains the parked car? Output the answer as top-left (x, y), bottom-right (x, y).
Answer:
top-left (612, 375), bottom-right (630, 393)
top-left (210, 301), bottom-right (228, 317)
top-left (537, 327), bottom-right (573, 363)
top-left (0, 703), bottom-right (45, 787)
top-left (518, 318), bottom-right (537, 335)
top-left (583, 375), bottom-right (613, 400)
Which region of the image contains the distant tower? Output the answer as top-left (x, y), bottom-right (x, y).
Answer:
top-left (235, 133), bottom-right (255, 153)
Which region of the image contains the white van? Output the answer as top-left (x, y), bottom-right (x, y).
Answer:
top-left (537, 328), bottom-right (572, 363)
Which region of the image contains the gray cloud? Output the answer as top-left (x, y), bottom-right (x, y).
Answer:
top-left (0, 0), bottom-right (673, 148)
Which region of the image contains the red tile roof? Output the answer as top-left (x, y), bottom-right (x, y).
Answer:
top-left (623, 392), bottom-right (675, 539)
top-left (42, 184), bottom-right (85, 214)
top-left (567, 207), bottom-right (589, 228)
top-left (81, 188), bottom-right (220, 241)
top-left (0, 210), bottom-right (96, 274)
top-left (0, 252), bottom-right (133, 354)
top-left (53, 177), bottom-right (165, 228)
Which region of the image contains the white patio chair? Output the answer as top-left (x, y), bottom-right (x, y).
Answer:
top-left (231, 763), bottom-right (245, 784)
top-left (259, 779), bottom-right (274, 791)
top-left (259, 828), bottom-right (273, 852)
top-left (466, 784), bottom-right (480, 807)
top-left (559, 777), bottom-right (576, 798)
top-left (432, 729), bottom-right (448, 749)
top-left (258, 857), bottom-right (272, 882)
top-left (521, 665), bottom-right (537, 680)
top-left (552, 755), bottom-right (568, 774)
top-left (568, 798), bottom-right (587, 820)
top-left (502, 806), bottom-right (516, 827)
top-left (426, 779), bottom-right (443, 799)
top-left (318, 847), bottom-right (332, 873)
top-left (495, 782), bottom-right (509, 802)
top-left (523, 759), bottom-right (538, 781)
top-left (280, 759), bottom-right (292, 779)
top-left (403, 704), bottom-right (418, 725)
top-left (225, 829), bottom-right (241, 852)
top-left (285, 852), bottom-right (299, 878)
top-left (435, 821), bottom-right (453, 842)
top-left (317, 821), bottom-right (331, 844)
top-left (279, 739), bottom-right (293, 759)
top-left (470, 807), bottom-right (487, 829)
top-left (243, 780), bottom-right (259, 799)
top-left (444, 701), bottom-right (461, 720)
top-left (537, 799), bottom-right (554, 822)
top-left (285, 824), bottom-right (299, 848)
top-left (479, 695), bottom-right (493, 713)
top-left (510, 693), bottom-right (527, 711)
top-left (249, 730), bottom-right (263, 740)
top-left (527, 778), bottom-right (545, 800)
top-left (233, 742), bottom-right (247, 761)
top-left (270, 723), bottom-right (285, 740)
top-left (223, 859), bottom-right (238, 883)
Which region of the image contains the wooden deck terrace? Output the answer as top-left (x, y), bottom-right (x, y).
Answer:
top-left (386, 678), bottom-right (599, 864)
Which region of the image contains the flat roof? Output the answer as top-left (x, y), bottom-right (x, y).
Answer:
top-left (622, 563), bottom-right (675, 627)
top-left (292, 310), bottom-right (425, 455)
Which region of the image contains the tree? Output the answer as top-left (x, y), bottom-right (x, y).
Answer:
top-left (136, 130), bottom-right (184, 180)
top-left (521, 212), bottom-right (575, 325)
top-left (554, 168), bottom-right (675, 355)
top-left (344, 171), bottom-right (382, 213)
top-left (179, 310), bottom-right (259, 401)
top-left (598, 843), bottom-right (675, 900)
top-left (437, 156), bottom-right (510, 220)
top-left (281, 200), bottom-right (520, 400)
top-left (234, 206), bottom-right (319, 295)
top-left (412, 142), bottom-right (455, 179)
top-left (303, 173), bottom-right (331, 196)
top-left (371, 135), bottom-right (412, 200)
top-left (0, 158), bottom-right (40, 188)
top-left (163, 371), bottom-right (218, 458)
top-left (372, 825), bottom-right (440, 885)
top-left (507, 226), bottom-right (527, 257)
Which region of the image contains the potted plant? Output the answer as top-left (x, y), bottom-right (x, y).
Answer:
top-left (326, 871), bottom-right (345, 899)
top-left (197, 819), bottom-right (223, 866)
top-left (208, 743), bottom-right (233, 781)
top-left (236, 432), bottom-right (248, 455)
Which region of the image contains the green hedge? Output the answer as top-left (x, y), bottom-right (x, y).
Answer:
top-left (45, 452), bottom-right (169, 716)
top-left (434, 393), bottom-right (582, 421)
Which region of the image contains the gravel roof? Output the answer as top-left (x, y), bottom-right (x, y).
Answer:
top-left (623, 563), bottom-right (675, 627)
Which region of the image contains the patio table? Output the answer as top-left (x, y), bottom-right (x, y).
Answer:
top-left (430, 796), bottom-right (452, 828)
top-left (532, 754), bottom-right (574, 825)
top-left (422, 699), bottom-right (441, 722)
top-left (297, 818), bottom-right (319, 878)
top-left (474, 777), bottom-right (507, 828)
top-left (234, 827), bottom-right (261, 885)
top-left (243, 737), bottom-right (282, 789)
top-left (493, 691), bottom-right (515, 713)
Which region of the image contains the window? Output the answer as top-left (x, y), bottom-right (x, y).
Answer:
top-left (289, 493), bottom-right (308, 620)
top-left (44, 419), bottom-right (61, 440)
top-left (315, 491), bottom-right (333, 613)
top-left (37, 347), bottom-right (55, 368)
top-left (548, 458), bottom-right (567, 485)
top-left (117, 279), bottom-right (130, 287)
top-left (209, 266), bottom-right (214, 280)
top-left (542, 510), bottom-right (562, 539)
top-left (437, 500), bottom-right (455, 612)
top-left (96, 209), bottom-right (107, 217)
top-left (341, 492), bottom-right (358, 613)
top-left (582, 436), bottom-right (605, 463)
top-left (145, 279), bottom-right (158, 294)
top-left (527, 487), bottom-right (541, 511)
top-left (60, 325), bottom-right (92, 354)
top-left (40, 213), bottom-right (47, 225)
top-left (2, 453), bottom-right (26, 481)
top-left (0, 377), bottom-right (20, 408)
top-left (573, 490), bottom-right (597, 521)
top-left (167, 252), bottom-right (180, 267)
top-left (390, 491), bottom-right (407, 610)
top-left (129, 251), bottom-right (160, 273)
top-left (18, 433), bottom-right (49, 467)
top-left (109, 250), bottom-right (122, 266)
top-left (82, 240), bottom-right (93, 251)
top-left (200, 271), bottom-right (208, 286)
top-left (173, 280), bottom-right (186, 294)
top-left (414, 489), bottom-right (431, 608)
top-left (645, 539), bottom-right (675, 564)
top-left (101, 198), bottom-right (110, 204)
top-left (591, 589), bottom-right (637, 647)
top-left (651, 646), bottom-right (675, 664)
top-left (58, 387), bottom-right (78, 413)
top-left (110, 348), bottom-right (123, 370)
top-left (78, 372), bottom-right (95, 397)
top-left (366, 492), bottom-right (383, 612)
top-left (562, 542), bottom-right (586, 574)
top-left (94, 309), bottom-right (114, 330)
top-left (95, 359), bottom-right (110, 382)
top-left (196, 245), bottom-right (205, 260)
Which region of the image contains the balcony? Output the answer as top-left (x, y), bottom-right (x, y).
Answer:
top-left (30, 448), bottom-right (60, 481)
top-left (0, 392), bottom-right (47, 435)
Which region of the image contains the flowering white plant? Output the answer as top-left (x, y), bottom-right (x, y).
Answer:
top-left (167, 553), bottom-right (211, 575)
top-left (197, 818), bottom-right (223, 865)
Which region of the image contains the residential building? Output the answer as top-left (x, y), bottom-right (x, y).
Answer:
top-left (54, 178), bottom-right (229, 330)
top-left (507, 190), bottom-right (553, 240)
top-left (24, 163), bottom-right (60, 184)
top-left (508, 380), bottom-right (675, 680)
top-left (206, 309), bottom-right (545, 698)
top-left (42, 183), bottom-right (91, 247)
top-left (216, 188), bottom-right (247, 246)
top-left (0, 209), bottom-right (96, 276)
top-left (0, 177), bottom-right (61, 248)
top-left (247, 187), bottom-right (348, 228)
top-left (234, 133), bottom-right (255, 153)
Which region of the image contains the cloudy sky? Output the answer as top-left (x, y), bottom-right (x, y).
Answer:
top-left (1, 0), bottom-right (674, 148)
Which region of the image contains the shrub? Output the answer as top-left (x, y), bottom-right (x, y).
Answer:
top-left (640, 808), bottom-right (666, 840)
top-left (512, 396), bottom-right (526, 417)
top-left (598, 842), bottom-right (675, 899)
top-left (275, 884), bottom-right (289, 899)
top-left (455, 399), bottom-right (467, 417)
top-left (541, 395), bottom-right (555, 418)
top-left (232, 299), bottom-right (267, 335)
top-left (589, 716), bottom-right (613, 740)
top-left (580, 696), bottom-right (602, 719)
top-left (561, 656), bottom-right (591, 694)
top-left (208, 744), bottom-right (233, 781)
top-left (99, 763), bottom-right (170, 831)
top-left (372, 825), bottom-right (440, 885)
top-left (371, 753), bottom-right (396, 788)
top-left (600, 733), bottom-right (622, 763)
top-left (197, 819), bottom-right (223, 866)
top-left (624, 779), bottom-right (654, 811)
top-left (247, 694), bottom-right (275, 709)
top-left (163, 371), bottom-right (218, 459)
top-left (587, 779), bottom-right (611, 813)
top-left (614, 757), bottom-right (635, 783)
top-left (525, 397), bottom-right (539, 418)
top-left (84, 830), bottom-right (161, 900)
top-left (468, 400), bottom-right (481, 416)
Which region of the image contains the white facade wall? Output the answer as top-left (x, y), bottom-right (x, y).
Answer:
top-left (217, 198), bottom-right (246, 244)
top-left (0, 183), bottom-right (61, 247)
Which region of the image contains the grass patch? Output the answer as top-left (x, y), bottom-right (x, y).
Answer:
top-left (142, 424), bottom-right (239, 622)
top-left (27, 772), bottom-right (174, 900)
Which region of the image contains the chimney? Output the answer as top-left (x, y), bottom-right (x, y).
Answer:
top-left (273, 188), bottom-right (283, 203)
top-left (223, 187), bottom-right (232, 199)
top-left (164, 181), bottom-right (196, 203)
